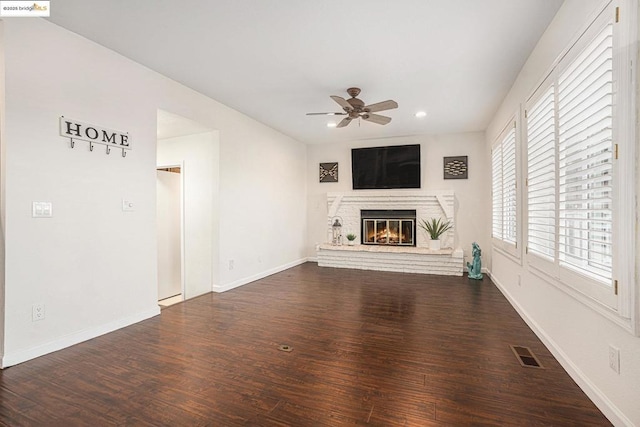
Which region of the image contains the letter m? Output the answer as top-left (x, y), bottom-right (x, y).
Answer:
top-left (102, 130), bottom-right (117, 144)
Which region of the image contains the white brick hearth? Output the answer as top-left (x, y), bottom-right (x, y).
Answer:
top-left (317, 190), bottom-right (464, 276)
top-left (317, 244), bottom-right (464, 275)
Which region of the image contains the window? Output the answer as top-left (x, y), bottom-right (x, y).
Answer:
top-left (491, 143), bottom-right (503, 241)
top-left (558, 22), bottom-right (613, 283)
top-left (527, 86), bottom-right (556, 261)
top-left (523, 3), bottom-right (633, 312)
top-left (492, 122), bottom-right (517, 251)
top-left (503, 128), bottom-right (517, 245)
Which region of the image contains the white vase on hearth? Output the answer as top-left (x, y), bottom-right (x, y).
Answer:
top-left (429, 239), bottom-right (441, 251)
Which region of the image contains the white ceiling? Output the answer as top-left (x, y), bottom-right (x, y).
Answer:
top-left (46, 0), bottom-right (563, 145)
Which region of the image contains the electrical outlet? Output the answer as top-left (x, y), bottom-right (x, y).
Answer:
top-left (228, 260), bottom-right (234, 270)
top-left (608, 345), bottom-right (620, 374)
top-left (32, 303), bottom-right (45, 321)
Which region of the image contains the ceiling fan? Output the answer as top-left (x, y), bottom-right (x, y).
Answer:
top-left (307, 87), bottom-right (398, 128)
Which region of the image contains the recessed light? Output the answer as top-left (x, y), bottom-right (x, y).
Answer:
top-left (415, 111), bottom-right (427, 118)
top-left (327, 122), bottom-right (337, 128)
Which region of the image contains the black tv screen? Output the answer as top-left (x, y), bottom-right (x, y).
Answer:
top-left (351, 144), bottom-right (421, 189)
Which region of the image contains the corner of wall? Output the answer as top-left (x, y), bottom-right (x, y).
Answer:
top-left (0, 18), bottom-right (6, 361)
top-left (635, 0), bottom-right (640, 336)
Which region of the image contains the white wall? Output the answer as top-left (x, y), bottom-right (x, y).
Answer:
top-left (486, 1), bottom-right (640, 425)
top-left (157, 131), bottom-right (218, 299)
top-left (0, 18), bottom-right (307, 366)
top-left (306, 132), bottom-right (490, 268)
top-left (216, 122), bottom-right (308, 292)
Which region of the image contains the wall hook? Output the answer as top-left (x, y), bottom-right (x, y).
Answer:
top-left (89, 141), bottom-right (94, 152)
top-left (122, 148), bottom-right (127, 158)
top-left (70, 138), bottom-right (75, 148)
top-left (106, 145), bottom-right (111, 155)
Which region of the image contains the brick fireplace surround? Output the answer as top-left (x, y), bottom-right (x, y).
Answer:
top-left (317, 191), bottom-right (464, 276)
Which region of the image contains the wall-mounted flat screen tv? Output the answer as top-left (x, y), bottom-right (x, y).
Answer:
top-left (351, 144), bottom-right (421, 189)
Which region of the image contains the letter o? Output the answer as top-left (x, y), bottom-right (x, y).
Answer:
top-left (85, 127), bottom-right (99, 140)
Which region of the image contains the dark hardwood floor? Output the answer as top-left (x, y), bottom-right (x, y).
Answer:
top-left (0, 263), bottom-right (611, 426)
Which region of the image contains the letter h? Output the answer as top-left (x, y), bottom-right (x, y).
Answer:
top-left (65, 121), bottom-right (82, 137)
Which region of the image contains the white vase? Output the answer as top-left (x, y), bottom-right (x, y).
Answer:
top-left (348, 240), bottom-right (355, 246)
top-left (428, 239), bottom-right (441, 250)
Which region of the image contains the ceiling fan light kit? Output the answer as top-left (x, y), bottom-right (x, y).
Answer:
top-left (307, 87), bottom-right (398, 128)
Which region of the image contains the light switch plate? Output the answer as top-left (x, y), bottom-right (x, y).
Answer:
top-left (32, 202), bottom-right (53, 218)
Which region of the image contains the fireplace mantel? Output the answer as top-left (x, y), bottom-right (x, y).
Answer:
top-left (326, 190), bottom-right (456, 248)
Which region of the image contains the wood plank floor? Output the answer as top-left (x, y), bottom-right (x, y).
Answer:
top-left (0, 263), bottom-right (611, 426)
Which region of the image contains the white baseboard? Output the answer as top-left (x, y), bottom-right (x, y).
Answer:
top-left (489, 271), bottom-right (632, 427)
top-left (212, 257), bottom-right (309, 293)
top-left (2, 306), bottom-right (161, 368)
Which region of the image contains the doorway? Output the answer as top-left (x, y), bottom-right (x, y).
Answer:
top-left (156, 109), bottom-right (219, 302)
top-left (157, 165), bottom-right (184, 306)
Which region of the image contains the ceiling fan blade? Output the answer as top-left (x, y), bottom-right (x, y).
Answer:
top-left (305, 112), bottom-right (347, 116)
top-left (364, 100), bottom-right (398, 113)
top-left (330, 95), bottom-right (353, 111)
top-left (362, 113), bottom-right (392, 125)
top-left (336, 117), bottom-right (352, 128)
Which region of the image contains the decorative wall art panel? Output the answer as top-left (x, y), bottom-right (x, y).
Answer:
top-left (443, 156), bottom-right (468, 179)
top-left (319, 162), bottom-right (338, 183)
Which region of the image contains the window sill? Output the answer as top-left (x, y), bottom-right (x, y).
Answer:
top-left (528, 263), bottom-right (637, 336)
top-left (492, 243), bottom-right (522, 266)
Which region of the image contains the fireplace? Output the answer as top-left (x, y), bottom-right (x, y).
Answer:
top-left (360, 210), bottom-right (416, 246)
top-left (319, 191), bottom-right (462, 275)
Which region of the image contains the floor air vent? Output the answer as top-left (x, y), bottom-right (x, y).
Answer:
top-left (510, 345), bottom-right (543, 368)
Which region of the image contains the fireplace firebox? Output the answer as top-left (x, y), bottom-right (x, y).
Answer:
top-left (360, 210), bottom-right (416, 246)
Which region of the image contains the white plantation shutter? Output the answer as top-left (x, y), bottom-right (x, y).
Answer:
top-left (557, 23), bottom-right (613, 283)
top-left (527, 86), bottom-right (556, 260)
top-left (492, 124), bottom-right (517, 247)
top-left (520, 2), bottom-right (635, 314)
top-left (492, 146), bottom-right (503, 240)
top-left (502, 127), bottom-right (517, 244)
